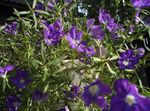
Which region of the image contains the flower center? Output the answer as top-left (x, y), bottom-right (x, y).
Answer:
top-left (89, 85), bottom-right (99, 96)
top-left (125, 94), bottom-right (135, 106)
top-left (123, 60), bottom-right (129, 66)
top-left (13, 101), bottom-right (21, 108)
top-left (20, 78), bottom-right (25, 84)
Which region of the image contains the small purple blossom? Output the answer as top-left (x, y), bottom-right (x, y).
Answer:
top-left (81, 79), bottom-right (111, 110)
top-left (77, 41), bottom-right (96, 57)
top-left (118, 49), bottom-right (140, 69)
top-left (129, 25), bottom-right (135, 34)
top-left (35, 2), bottom-right (45, 10)
top-left (64, 85), bottom-right (79, 99)
top-left (66, 26), bottom-right (83, 49)
top-left (89, 25), bottom-right (105, 40)
top-left (0, 65), bottom-right (15, 78)
top-left (110, 79), bottom-right (150, 111)
top-left (48, 0), bottom-right (58, 10)
top-left (43, 19), bottom-right (64, 46)
top-left (4, 22), bottom-right (17, 35)
top-left (99, 9), bottom-right (122, 39)
top-left (6, 95), bottom-right (21, 111)
top-left (131, 0), bottom-right (150, 8)
top-left (99, 9), bottom-right (111, 25)
top-left (31, 89), bottom-right (48, 102)
top-left (106, 19), bottom-right (119, 33)
top-left (134, 48), bottom-right (145, 58)
top-left (9, 69), bottom-right (32, 89)
top-left (35, 2), bottom-right (45, 16)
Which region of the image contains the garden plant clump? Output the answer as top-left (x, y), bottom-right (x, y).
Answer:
top-left (0, 0), bottom-right (150, 111)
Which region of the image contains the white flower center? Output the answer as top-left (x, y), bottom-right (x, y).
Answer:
top-left (89, 85), bottom-right (99, 96)
top-left (123, 60), bottom-right (129, 66)
top-left (20, 79), bottom-right (25, 83)
top-left (125, 94), bottom-right (135, 106)
top-left (0, 71), bottom-right (7, 78)
top-left (13, 101), bottom-right (20, 108)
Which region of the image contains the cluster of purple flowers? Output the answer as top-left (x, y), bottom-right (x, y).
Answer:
top-left (99, 9), bottom-right (123, 39)
top-left (110, 78), bottom-right (150, 111)
top-left (66, 26), bottom-right (96, 58)
top-left (4, 69), bottom-right (49, 110)
top-left (81, 78), bottom-right (150, 111)
top-left (118, 48), bottom-right (145, 69)
top-left (43, 19), bottom-right (64, 46)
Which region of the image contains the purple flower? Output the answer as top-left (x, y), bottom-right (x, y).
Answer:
top-left (129, 25), bottom-right (135, 34)
top-left (35, 2), bottom-right (45, 16)
top-left (99, 9), bottom-right (111, 25)
top-left (110, 79), bottom-right (150, 111)
top-left (35, 2), bottom-right (45, 10)
top-left (64, 85), bottom-right (79, 99)
top-left (4, 22), bottom-right (17, 35)
top-left (43, 19), bottom-right (64, 46)
top-left (31, 89), bottom-right (48, 102)
top-left (118, 49), bottom-right (140, 69)
top-left (85, 46), bottom-right (96, 57)
top-left (134, 48), bottom-right (145, 58)
top-left (0, 65), bottom-right (15, 78)
top-left (6, 95), bottom-right (21, 111)
top-left (48, 0), bottom-right (58, 10)
top-left (9, 69), bottom-right (32, 89)
top-left (86, 19), bottom-right (105, 40)
top-left (106, 19), bottom-right (119, 33)
top-left (77, 41), bottom-right (96, 57)
top-left (79, 55), bottom-right (91, 64)
top-left (81, 79), bottom-right (111, 110)
top-left (66, 26), bottom-right (83, 49)
top-left (89, 25), bottom-right (105, 40)
top-left (131, 0), bottom-right (150, 8)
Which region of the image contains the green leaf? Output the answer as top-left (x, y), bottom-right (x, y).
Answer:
top-left (18, 11), bottom-right (30, 15)
top-left (3, 78), bottom-right (6, 92)
top-left (32, 0), bottom-right (37, 9)
top-left (35, 10), bottom-right (50, 15)
top-left (142, 91), bottom-right (150, 97)
top-left (47, 55), bottom-right (68, 66)
top-left (32, 12), bottom-right (38, 28)
top-left (106, 62), bottom-right (117, 76)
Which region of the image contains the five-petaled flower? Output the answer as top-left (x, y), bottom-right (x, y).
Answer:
top-left (6, 95), bottom-right (21, 111)
top-left (81, 79), bottom-right (111, 110)
top-left (43, 19), bottom-right (64, 46)
top-left (66, 26), bottom-right (83, 49)
top-left (110, 79), bottom-right (150, 111)
top-left (9, 69), bottom-right (32, 89)
top-left (118, 48), bottom-right (145, 69)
